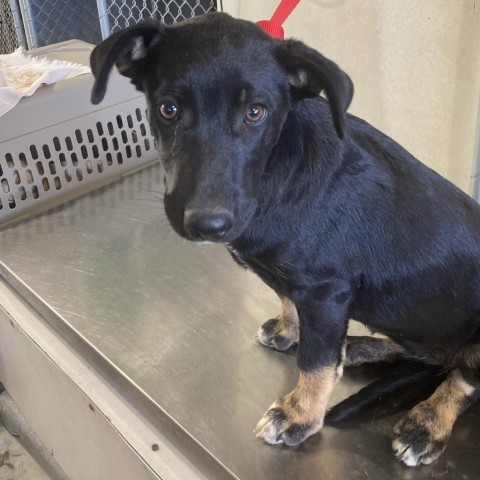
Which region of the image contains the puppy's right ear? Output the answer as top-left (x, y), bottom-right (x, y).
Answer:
top-left (90, 22), bottom-right (164, 104)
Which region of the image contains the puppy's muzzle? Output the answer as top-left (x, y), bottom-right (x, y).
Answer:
top-left (184, 209), bottom-right (234, 242)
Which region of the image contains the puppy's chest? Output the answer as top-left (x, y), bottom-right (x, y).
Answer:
top-left (226, 245), bottom-right (251, 270)
top-left (226, 243), bottom-right (296, 290)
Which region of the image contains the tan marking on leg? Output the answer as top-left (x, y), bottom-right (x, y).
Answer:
top-left (278, 295), bottom-right (299, 340)
top-left (345, 336), bottom-right (409, 367)
top-left (456, 344), bottom-right (480, 370)
top-left (422, 370), bottom-right (475, 435)
top-left (256, 364), bottom-right (342, 446)
top-left (256, 295), bottom-right (299, 350)
top-left (287, 365), bottom-right (341, 423)
top-left (393, 369), bottom-right (478, 467)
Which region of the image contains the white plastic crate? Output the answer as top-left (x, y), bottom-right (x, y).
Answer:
top-left (0, 40), bottom-right (158, 228)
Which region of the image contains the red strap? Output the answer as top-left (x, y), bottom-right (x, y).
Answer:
top-left (256, 0), bottom-right (301, 40)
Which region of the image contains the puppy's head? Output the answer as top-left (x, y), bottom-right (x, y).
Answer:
top-left (91, 13), bottom-right (353, 243)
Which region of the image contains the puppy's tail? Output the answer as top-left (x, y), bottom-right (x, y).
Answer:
top-left (324, 361), bottom-right (446, 425)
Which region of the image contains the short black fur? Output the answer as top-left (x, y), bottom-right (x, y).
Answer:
top-left (90, 12), bottom-right (480, 467)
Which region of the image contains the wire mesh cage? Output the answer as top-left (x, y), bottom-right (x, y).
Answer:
top-left (0, 0), bottom-right (217, 53)
top-left (99, 0), bottom-right (217, 37)
top-left (0, 0), bottom-right (26, 53)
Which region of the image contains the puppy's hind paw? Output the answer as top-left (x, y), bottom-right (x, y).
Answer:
top-left (392, 406), bottom-right (449, 467)
top-left (392, 437), bottom-right (445, 468)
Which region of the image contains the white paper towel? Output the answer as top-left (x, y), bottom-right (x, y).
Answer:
top-left (0, 48), bottom-right (91, 117)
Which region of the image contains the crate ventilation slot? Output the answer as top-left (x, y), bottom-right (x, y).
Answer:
top-left (1, 108), bottom-right (155, 212)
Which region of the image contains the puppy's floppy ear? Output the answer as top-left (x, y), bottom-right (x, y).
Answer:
top-left (90, 22), bottom-right (164, 104)
top-left (275, 39), bottom-right (354, 139)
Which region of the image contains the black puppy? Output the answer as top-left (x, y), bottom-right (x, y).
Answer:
top-left (90, 12), bottom-right (480, 467)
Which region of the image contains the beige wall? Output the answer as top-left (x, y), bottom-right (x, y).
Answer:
top-left (222, 1), bottom-right (480, 194)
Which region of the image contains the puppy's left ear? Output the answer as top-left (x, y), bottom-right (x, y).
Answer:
top-left (275, 39), bottom-right (354, 139)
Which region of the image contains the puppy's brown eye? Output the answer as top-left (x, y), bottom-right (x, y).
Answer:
top-left (245, 104), bottom-right (267, 124)
top-left (159, 102), bottom-right (179, 121)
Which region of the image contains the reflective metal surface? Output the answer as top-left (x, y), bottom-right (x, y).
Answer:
top-left (1, 164), bottom-right (479, 479)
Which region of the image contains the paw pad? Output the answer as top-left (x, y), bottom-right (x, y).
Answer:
top-left (255, 401), bottom-right (321, 447)
top-left (256, 317), bottom-right (297, 351)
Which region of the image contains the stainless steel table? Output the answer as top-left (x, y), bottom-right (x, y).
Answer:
top-left (0, 163), bottom-right (478, 479)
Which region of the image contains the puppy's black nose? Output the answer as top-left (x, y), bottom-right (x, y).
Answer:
top-left (184, 209), bottom-right (234, 241)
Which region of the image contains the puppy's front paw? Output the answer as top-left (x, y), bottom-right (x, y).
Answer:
top-left (256, 317), bottom-right (298, 351)
top-left (255, 397), bottom-right (323, 446)
top-left (392, 404), bottom-right (450, 467)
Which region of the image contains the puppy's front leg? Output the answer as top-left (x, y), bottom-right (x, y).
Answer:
top-left (256, 283), bottom-right (351, 446)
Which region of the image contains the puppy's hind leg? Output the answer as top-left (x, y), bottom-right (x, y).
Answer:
top-left (256, 295), bottom-right (299, 351)
top-left (345, 335), bottom-right (410, 366)
top-left (392, 367), bottom-right (480, 467)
